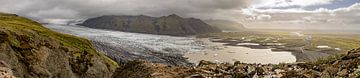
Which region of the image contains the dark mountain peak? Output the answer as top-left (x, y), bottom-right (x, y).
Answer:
top-left (100, 15), bottom-right (117, 17)
top-left (80, 14), bottom-right (221, 36)
top-left (204, 19), bottom-right (246, 31)
top-left (166, 14), bottom-right (182, 18)
top-left (138, 14), bottom-right (151, 17)
top-left (187, 18), bottom-right (202, 21)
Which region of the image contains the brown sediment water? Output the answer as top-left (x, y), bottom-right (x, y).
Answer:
top-left (184, 38), bottom-right (297, 64)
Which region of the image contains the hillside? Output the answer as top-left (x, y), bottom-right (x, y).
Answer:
top-left (79, 14), bottom-right (222, 36)
top-left (204, 20), bottom-right (246, 32)
top-left (0, 12), bottom-right (118, 78)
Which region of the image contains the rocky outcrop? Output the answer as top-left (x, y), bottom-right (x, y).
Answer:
top-left (0, 13), bottom-right (118, 78)
top-left (79, 14), bottom-right (221, 36)
top-left (204, 20), bottom-right (246, 32)
top-left (112, 60), bottom-right (188, 78)
top-left (112, 48), bottom-right (360, 78)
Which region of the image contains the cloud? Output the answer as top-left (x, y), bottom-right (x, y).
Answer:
top-left (0, 0), bottom-right (252, 20)
top-left (0, 0), bottom-right (359, 30)
top-left (256, 14), bottom-right (272, 20)
top-left (252, 0), bottom-right (336, 9)
top-left (27, 7), bottom-right (79, 19)
top-left (242, 2), bottom-right (360, 30)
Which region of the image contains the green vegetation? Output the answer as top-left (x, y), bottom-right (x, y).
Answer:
top-left (199, 30), bottom-right (360, 54)
top-left (309, 33), bottom-right (360, 51)
top-left (0, 12), bottom-right (118, 77)
top-left (0, 12), bottom-right (95, 55)
top-left (313, 54), bottom-right (344, 65)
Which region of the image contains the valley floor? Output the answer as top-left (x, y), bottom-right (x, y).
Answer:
top-left (43, 23), bottom-right (360, 78)
top-left (198, 30), bottom-right (360, 62)
top-left (44, 23), bottom-right (360, 64)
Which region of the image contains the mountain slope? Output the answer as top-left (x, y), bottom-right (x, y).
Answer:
top-left (204, 20), bottom-right (246, 31)
top-left (79, 14), bottom-right (221, 36)
top-left (0, 12), bottom-right (118, 78)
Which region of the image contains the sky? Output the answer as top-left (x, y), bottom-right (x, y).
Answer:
top-left (0, 0), bottom-right (359, 30)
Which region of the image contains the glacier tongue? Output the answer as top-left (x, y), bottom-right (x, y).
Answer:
top-left (44, 24), bottom-right (206, 66)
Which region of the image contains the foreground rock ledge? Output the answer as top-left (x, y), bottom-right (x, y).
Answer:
top-left (112, 48), bottom-right (360, 78)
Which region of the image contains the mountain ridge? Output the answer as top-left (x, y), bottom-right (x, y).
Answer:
top-left (79, 14), bottom-right (222, 36)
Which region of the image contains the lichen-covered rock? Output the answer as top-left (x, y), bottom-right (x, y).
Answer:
top-left (79, 14), bottom-right (221, 36)
top-left (0, 61), bottom-right (16, 78)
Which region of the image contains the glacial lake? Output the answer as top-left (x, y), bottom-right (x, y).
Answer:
top-left (184, 38), bottom-right (297, 64)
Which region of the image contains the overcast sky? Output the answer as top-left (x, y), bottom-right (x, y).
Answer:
top-left (0, 0), bottom-right (359, 30)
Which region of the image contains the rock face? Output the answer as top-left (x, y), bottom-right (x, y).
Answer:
top-left (0, 13), bottom-right (118, 78)
top-left (204, 20), bottom-right (246, 32)
top-left (79, 14), bottom-right (221, 36)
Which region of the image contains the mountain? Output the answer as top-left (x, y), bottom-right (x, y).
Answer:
top-left (0, 12), bottom-right (118, 78)
top-left (79, 14), bottom-right (222, 36)
top-left (204, 20), bottom-right (246, 32)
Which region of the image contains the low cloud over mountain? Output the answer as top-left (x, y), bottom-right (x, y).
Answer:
top-left (0, 0), bottom-right (359, 30)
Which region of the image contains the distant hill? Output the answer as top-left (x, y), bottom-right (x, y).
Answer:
top-left (79, 14), bottom-right (221, 36)
top-left (204, 20), bottom-right (246, 32)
